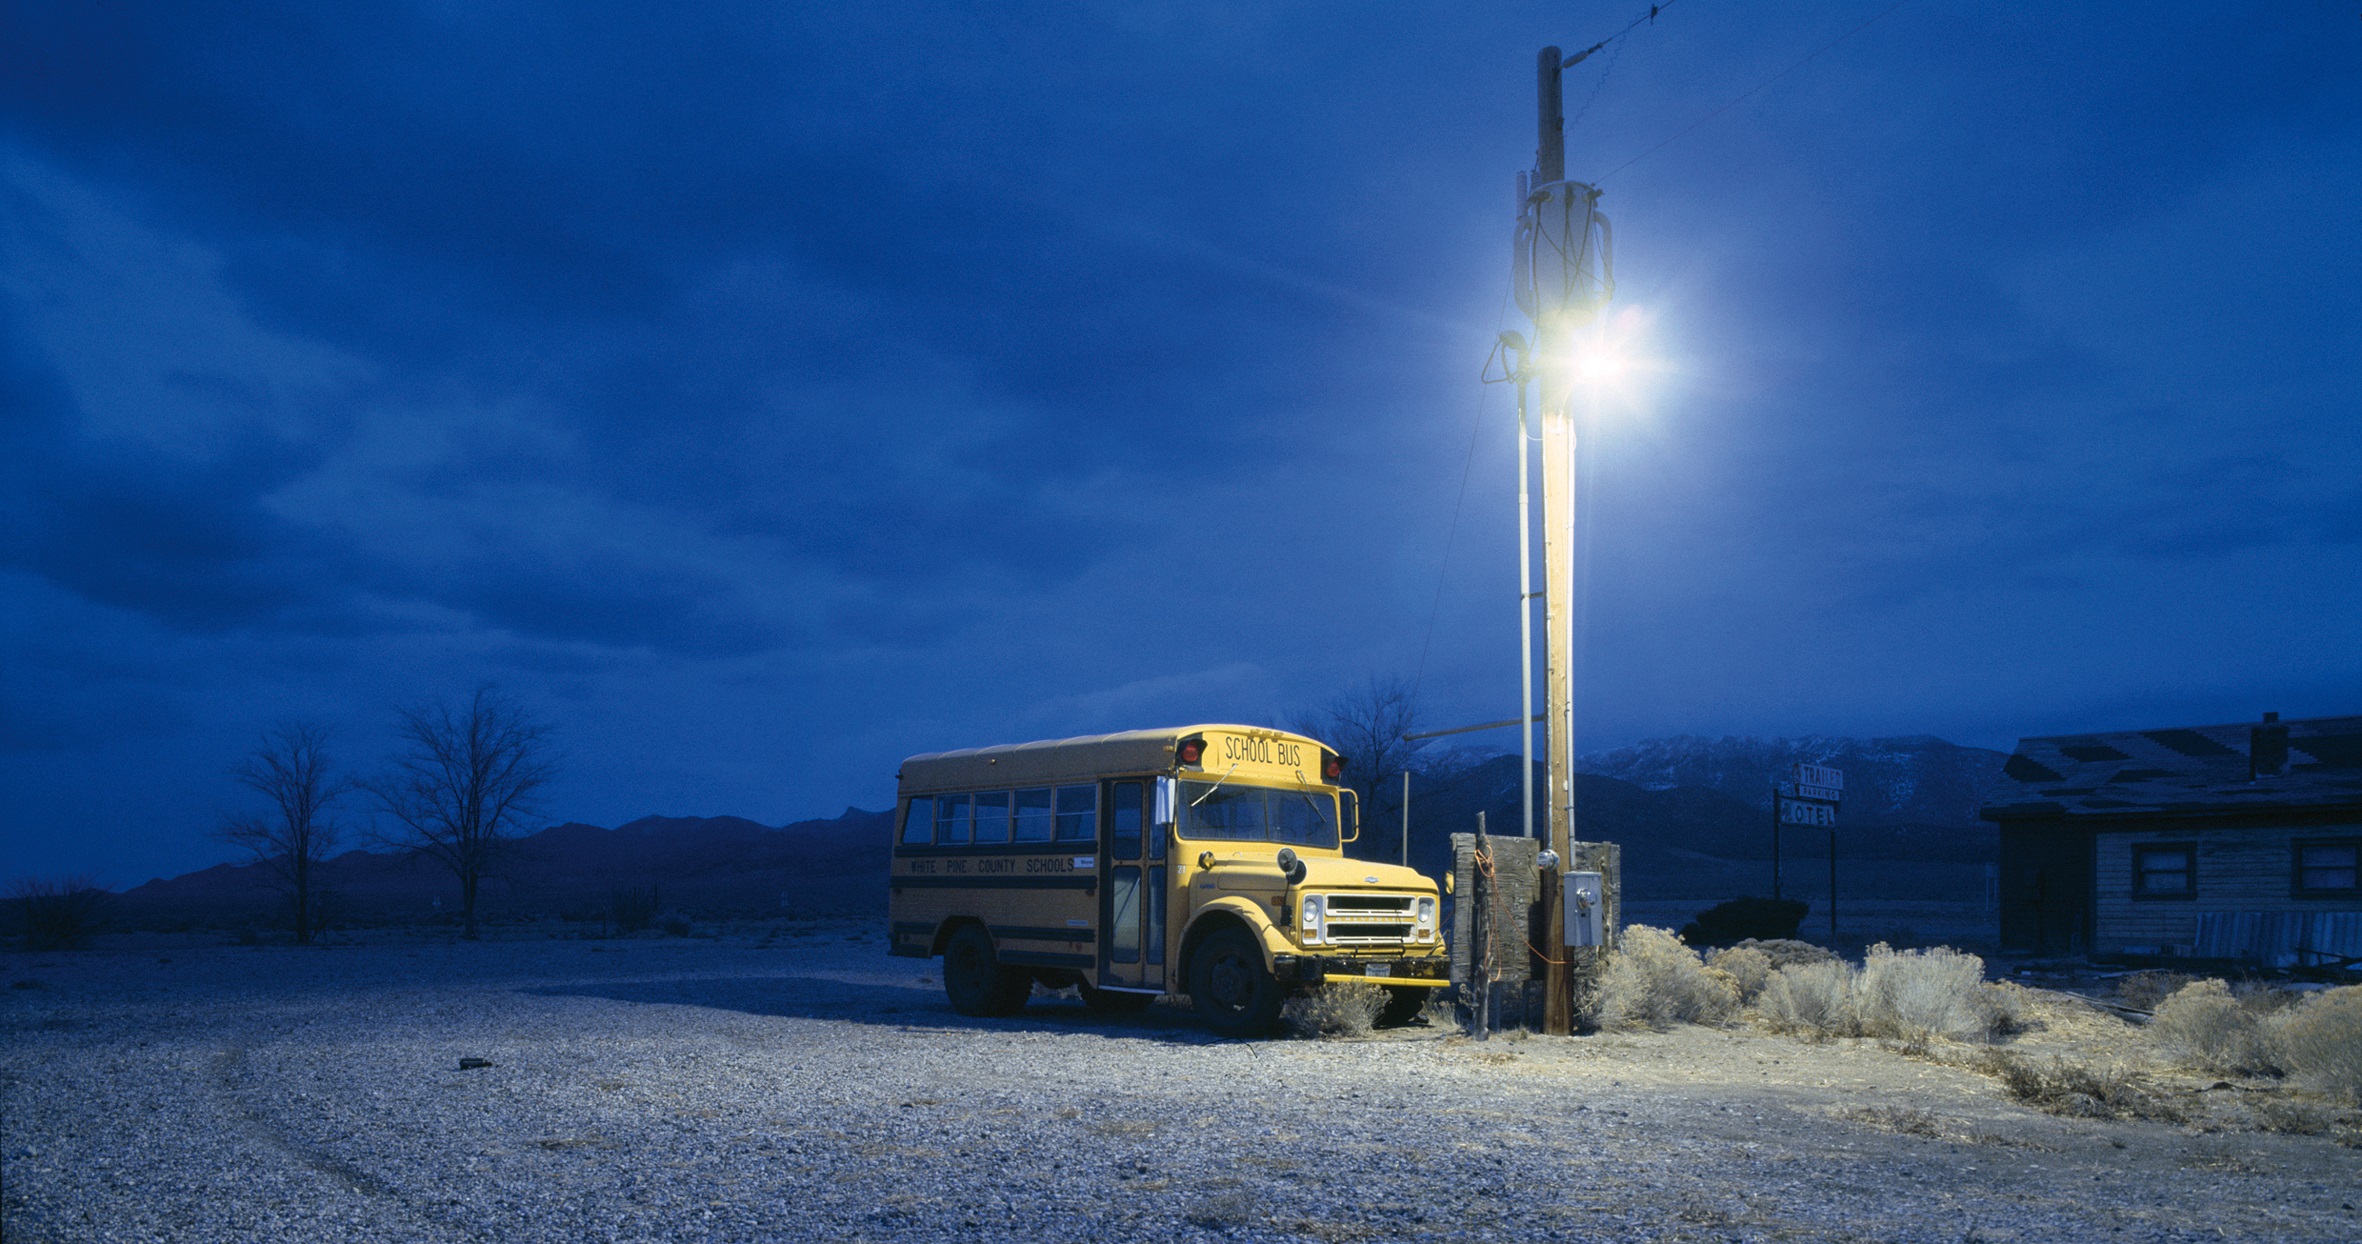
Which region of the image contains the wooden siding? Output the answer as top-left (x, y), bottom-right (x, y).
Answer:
top-left (2093, 821), bottom-right (2362, 956)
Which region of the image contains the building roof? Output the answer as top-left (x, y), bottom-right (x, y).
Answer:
top-left (1980, 714), bottom-right (2362, 822)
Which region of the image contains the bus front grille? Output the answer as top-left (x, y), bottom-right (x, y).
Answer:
top-left (1313, 893), bottom-right (1419, 945)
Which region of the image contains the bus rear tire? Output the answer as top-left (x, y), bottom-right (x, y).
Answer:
top-left (1080, 982), bottom-right (1155, 1014)
top-left (943, 925), bottom-right (1029, 1017)
top-left (1376, 985), bottom-right (1428, 1028)
top-left (1189, 926), bottom-right (1283, 1037)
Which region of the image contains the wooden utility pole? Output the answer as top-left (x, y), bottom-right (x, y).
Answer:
top-left (1534, 45), bottom-right (1577, 1037)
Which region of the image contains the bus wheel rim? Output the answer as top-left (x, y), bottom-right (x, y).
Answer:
top-left (1209, 953), bottom-right (1253, 1009)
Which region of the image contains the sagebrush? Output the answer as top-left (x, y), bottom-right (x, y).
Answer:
top-left (2274, 986), bottom-right (2362, 1102)
top-left (2113, 970), bottom-right (2197, 1012)
top-left (1857, 944), bottom-right (1994, 1043)
top-left (1283, 982), bottom-right (1385, 1038)
top-left (1597, 925), bottom-right (1738, 1031)
top-left (1759, 960), bottom-right (1856, 1036)
top-left (1758, 943), bottom-right (2013, 1042)
top-left (2150, 980), bottom-right (2277, 1075)
top-left (1706, 946), bottom-right (1773, 1004)
top-left (1973, 1049), bottom-right (2181, 1123)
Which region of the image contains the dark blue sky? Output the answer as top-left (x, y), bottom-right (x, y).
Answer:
top-left (6, 2), bottom-right (2360, 885)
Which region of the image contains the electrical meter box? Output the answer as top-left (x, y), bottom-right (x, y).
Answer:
top-left (1563, 871), bottom-right (1604, 948)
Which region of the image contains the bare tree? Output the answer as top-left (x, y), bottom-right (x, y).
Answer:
top-left (368, 685), bottom-right (555, 939)
top-left (218, 722), bottom-right (349, 945)
top-left (1295, 675), bottom-right (1426, 861)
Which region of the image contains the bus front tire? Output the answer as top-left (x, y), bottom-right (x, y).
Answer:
top-left (1189, 926), bottom-right (1283, 1037)
top-left (942, 925), bottom-right (1029, 1017)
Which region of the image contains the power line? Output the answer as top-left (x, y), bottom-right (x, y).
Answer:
top-left (1600, 0), bottom-right (1917, 181)
top-left (1410, 291), bottom-right (1511, 706)
top-left (1560, 1), bottom-right (1689, 72)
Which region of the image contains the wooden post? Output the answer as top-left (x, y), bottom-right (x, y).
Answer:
top-left (1471, 812), bottom-right (1492, 1038)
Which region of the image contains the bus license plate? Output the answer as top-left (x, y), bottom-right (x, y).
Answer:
top-left (1364, 965), bottom-right (1391, 978)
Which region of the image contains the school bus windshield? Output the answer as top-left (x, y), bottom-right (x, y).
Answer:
top-left (1178, 780), bottom-right (1337, 849)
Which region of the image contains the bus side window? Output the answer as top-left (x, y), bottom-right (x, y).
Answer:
top-left (901, 796), bottom-right (934, 845)
top-left (936, 793), bottom-right (972, 845)
top-left (1014, 788), bottom-right (1053, 842)
top-left (1054, 785), bottom-right (1096, 842)
top-left (1110, 782), bottom-right (1142, 858)
top-left (973, 791), bottom-right (1011, 844)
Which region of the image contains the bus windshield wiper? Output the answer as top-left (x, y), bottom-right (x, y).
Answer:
top-left (1188, 763), bottom-right (1241, 806)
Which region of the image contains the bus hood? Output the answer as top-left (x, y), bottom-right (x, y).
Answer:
top-left (1196, 856), bottom-right (1434, 894)
top-left (1297, 858), bottom-right (1432, 893)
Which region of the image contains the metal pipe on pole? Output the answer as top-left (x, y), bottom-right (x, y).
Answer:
top-left (1516, 366), bottom-right (1535, 844)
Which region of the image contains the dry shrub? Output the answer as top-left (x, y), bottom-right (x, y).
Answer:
top-left (1598, 925), bottom-right (1739, 1031)
top-left (2152, 980), bottom-right (2278, 1076)
top-left (1857, 944), bottom-right (1993, 1043)
top-left (6, 877), bottom-right (109, 950)
top-left (1706, 945), bottom-right (1774, 1004)
top-left (1738, 938), bottom-right (1838, 971)
top-left (2272, 985), bottom-right (2362, 1102)
top-left (2113, 970), bottom-right (2197, 1012)
top-left (1760, 960), bottom-right (1858, 1036)
top-left (1184, 1189), bottom-right (1261, 1231)
top-left (1759, 945), bottom-right (2015, 1042)
top-left (1979, 981), bottom-right (2030, 1037)
top-left (1841, 1104), bottom-right (1944, 1138)
top-left (1282, 981), bottom-right (1385, 1039)
top-left (1973, 1049), bottom-right (2181, 1123)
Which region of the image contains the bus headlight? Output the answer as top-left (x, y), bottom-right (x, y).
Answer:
top-left (1299, 894), bottom-right (1324, 944)
top-left (1415, 897), bottom-right (1435, 927)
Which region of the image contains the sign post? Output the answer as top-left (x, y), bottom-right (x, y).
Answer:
top-left (1776, 764), bottom-right (1843, 941)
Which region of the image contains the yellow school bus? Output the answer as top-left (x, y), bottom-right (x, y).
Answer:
top-left (887, 725), bottom-right (1448, 1036)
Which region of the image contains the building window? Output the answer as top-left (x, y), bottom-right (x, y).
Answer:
top-left (2131, 844), bottom-right (2196, 900)
top-left (2293, 840), bottom-right (2360, 896)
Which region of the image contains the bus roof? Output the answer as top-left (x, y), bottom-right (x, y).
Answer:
top-left (897, 724), bottom-right (1325, 792)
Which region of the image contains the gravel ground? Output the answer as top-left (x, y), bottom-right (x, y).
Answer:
top-left (3, 924), bottom-right (2357, 1243)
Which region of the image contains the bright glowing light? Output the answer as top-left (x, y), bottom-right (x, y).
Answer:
top-left (1560, 305), bottom-right (1658, 404)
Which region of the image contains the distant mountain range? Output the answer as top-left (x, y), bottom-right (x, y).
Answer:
top-left (1375, 734), bottom-right (2006, 903)
top-left (114, 736), bottom-right (2007, 928)
top-left (1577, 734), bottom-right (2008, 826)
top-left (116, 808), bottom-right (892, 929)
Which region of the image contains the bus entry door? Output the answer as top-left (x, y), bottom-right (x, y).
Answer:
top-left (1099, 779), bottom-right (1165, 992)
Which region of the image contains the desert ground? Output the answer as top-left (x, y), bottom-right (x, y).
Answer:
top-left (3, 923), bottom-right (2356, 1243)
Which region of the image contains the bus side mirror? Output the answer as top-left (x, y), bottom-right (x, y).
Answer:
top-left (1340, 788), bottom-right (1360, 844)
top-left (1153, 775), bottom-right (1177, 830)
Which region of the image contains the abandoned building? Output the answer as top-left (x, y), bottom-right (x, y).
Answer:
top-left (1980, 712), bottom-right (2362, 967)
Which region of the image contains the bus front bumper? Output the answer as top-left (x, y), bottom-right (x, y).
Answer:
top-left (1274, 953), bottom-right (1450, 987)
